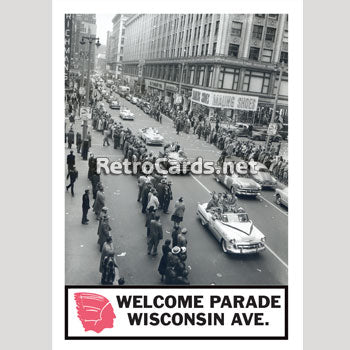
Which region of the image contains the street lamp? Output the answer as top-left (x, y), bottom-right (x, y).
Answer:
top-left (79, 35), bottom-right (101, 143)
top-left (265, 61), bottom-right (287, 148)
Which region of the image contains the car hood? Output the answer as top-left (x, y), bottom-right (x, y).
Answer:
top-left (236, 177), bottom-right (260, 188)
top-left (253, 172), bottom-right (276, 182)
top-left (216, 220), bottom-right (264, 241)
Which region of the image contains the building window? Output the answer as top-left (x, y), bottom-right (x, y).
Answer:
top-left (228, 43), bottom-right (239, 57)
top-left (255, 14), bottom-right (265, 18)
top-left (198, 26), bottom-right (201, 39)
top-left (261, 49), bottom-right (273, 62)
top-left (283, 30), bottom-right (288, 43)
top-left (195, 45), bottom-right (199, 56)
top-left (268, 14), bottom-right (279, 19)
top-left (212, 42), bottom-right (217, 55)
top-left (205, 65), bottom-right (214, 87)
top-left (231, 21), bottom-right (242, 36)
top-left (280, 51), bottom-right (288, 64)
top-left (243, 70), bottom-right (271, 94)
top-left (205, 43), bottom-right (209, 55)
top-left (252, 25), bottom-right (263, 40)
top-left (192, 45), bottom-right (195, 56)
top-left (194, 27), bottom-right (197, 38)
top-left (215, 20), bottom-right (220, 35)
top-left (218, 67), bottom-right (240, 90)
top-left (189, 65), bottom-right (195, 84)
top-left (201, 44), bottom-right (205, 56)
top-left (249, 47), bottom-right (260, 60)
top-left (208, 23), bottom-right (211, 36)
top-left (203, 24), bottom-right (207, 37)
top-left (195, 66), bottom-right (205, 85)
top-left (265, 27), bottom-right (276, 41)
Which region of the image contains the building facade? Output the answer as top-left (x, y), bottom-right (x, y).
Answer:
top-left (123, 14), bottom-right (288, 123)
top-left (106, 14), bottom-right (132, 79)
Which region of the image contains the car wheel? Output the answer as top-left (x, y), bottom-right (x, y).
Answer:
top-left (221, 239), bottom-right (228, 253)
top-left (276, 194), bottom-right (281, 205)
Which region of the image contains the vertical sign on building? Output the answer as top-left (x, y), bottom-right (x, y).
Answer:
top-left (65, 14), bottom-right (73, 87)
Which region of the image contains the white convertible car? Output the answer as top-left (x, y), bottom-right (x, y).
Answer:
top-left (197, 203), bottom-right (266, 254)
top-left (120, 108), bottom-right (135, 120)
top-left (139, 127), bottom-right (164, 145)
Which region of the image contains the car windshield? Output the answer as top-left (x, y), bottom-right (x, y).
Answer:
top-left (221, 213), bottom-right (249, 223)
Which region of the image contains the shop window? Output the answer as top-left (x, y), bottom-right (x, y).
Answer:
top-left (265, 27), bottom-right (276, 42)
top-left (218, 67), bottom-right (240, 90)
top-left (252, 25), bottom-right (263, 40)
top-left (243, 70), bottom-right (270, 94)
top-left (261, 49), bottom-right (273, 63)
top-left (228, 43), bottom-right (239, 57)
top-left (204, 66), bottom-right (214, 87)
top-left (189, 66), bottom-right (195, 84)
top-left (249, 47), bottom-right (260, 60)
top-left (280, 51), bottom-right (288, 64)
top-left (268, 14), bottom-right (279, 19)
top-left (231, 21), bottom-right (242, 36)
top-left (201, 44), bottom-right (205, 56)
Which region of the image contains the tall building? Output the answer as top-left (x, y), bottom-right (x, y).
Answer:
top-left (123, 14), bottom-right (288, 122)
top-left (106, 14), bottom-right (132, 79)
top-left (69, 14), bottom-right (97, 81)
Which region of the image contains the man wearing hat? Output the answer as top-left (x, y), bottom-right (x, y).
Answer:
top-left (162, 180), bottom-right (173, 214)
top-left (66, 150), bottom-right (75, 172)
top-left (171, 197), bottom-right (185, 226)
top-left (147, 215), bottom-right (163, 256)
top-left (97, 208), bottom-right (112, 252)
top-left (156, 178), bottom-right (167, 210)
top-left (81, 189), bottom-right (90, 225)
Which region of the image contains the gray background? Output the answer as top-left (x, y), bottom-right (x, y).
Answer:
top-left (1, 0), bottom-right (349, 349)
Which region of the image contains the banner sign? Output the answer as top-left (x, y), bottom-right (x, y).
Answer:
top-left (191, 88), bottom-right (259, 111)
top-left (65, 14), bottom-right (73, 86)
top-left (80, 106), bottom-right (91, 120)
top-left (66, 286), bottom-right (287, 339)
top-left (267, 123), bottom-right (278, 136)
top-left (145, 79), bottom-right (165, 90)
top-left (165, 83), bottom-right (178, 92)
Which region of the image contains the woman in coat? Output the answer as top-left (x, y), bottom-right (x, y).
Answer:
top-left (158, 239), bottom-right (171, 282)
top-left (171, 197), bottom-right (185, 226)
top-left (93, 186), bottom-right (105, 219)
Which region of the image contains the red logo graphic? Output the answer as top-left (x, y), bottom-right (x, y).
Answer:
top-left (74, 292), bottom-right (116, 333)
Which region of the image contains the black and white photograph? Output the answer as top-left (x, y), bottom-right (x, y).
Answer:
top-left (64, 13), bottom-right (289, 286)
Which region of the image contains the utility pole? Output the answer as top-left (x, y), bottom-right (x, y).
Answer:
top-left (266, 62), bottom-right (286, 148)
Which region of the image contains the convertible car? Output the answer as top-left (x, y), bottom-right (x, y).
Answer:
top-left (275, 187), bottom-right (288, 208)
top-left (158, 150), bottom-right (191, 174)
top-left (119, 108), bottom-right (135, 120)
top-left (214, 170), bottom-right (261, 197)
top-left (250, 162), bottom-right (277, 189)
top-left (197, 203), bottom-right (266, 254)
top-left (139, 127), bottom-right (164, 145)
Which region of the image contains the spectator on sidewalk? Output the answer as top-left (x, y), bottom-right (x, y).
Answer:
top-left (147, 215), bottom-right (163, 256)
top-left (81, 189), bottom-right (90, 225)
top-left (67, 128), bottom-right (75, 149)
top-left (76, 132), bottom-right (82, 154)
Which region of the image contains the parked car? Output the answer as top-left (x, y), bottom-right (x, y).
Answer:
top-left (275, 187), bottom-right (288, 208)
top-left (231, 123), bottom-right (250, 137)
top-left (125, 95), bottom-right (131, 101)
top-left (214, 170), bottom-right (261, 197)
top-left (250, 130), bottom-right (282, 142)
top-left (197, 203), bottom-right (266, 254)
top-left (131, 96), bottom-right (139, 104)
top-left (138, 127), bottom-right (164, 145)
top-left (119, 108), bottom-right (135, 120)
top-left (250, 162), bottom-right (277, 189)
top-left (109, 100), bottom-right (120, 110)
top-left (141, 102), bottom-right (152, 114)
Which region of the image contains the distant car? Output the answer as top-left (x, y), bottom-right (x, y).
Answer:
top-left (250, 130), bottom-right (282, 142)
top-left (158, 150), bottom-right (191, 174)
top-left (214, 170), bottom-right (261, 197)
top-left (125, 95), bottom-right (131, 101)
top-left (141, 102), bottom-right (152, 114)
top-left (232, 123), bottom-right (250, 137)
top-left (139, 127), bottom-right (164, 145)
top-left (275, 187), bottom-right (288, 208)
top-left (109, 100), bottom-right (120, 109)
top-left (131, 96), bottom-right (139, 104)
top-left (197, 203), bottom-right (266, 254)
top-left (120, 108), bottom-right (135, 120)
top-left (250, 162), bottom-right (277, 189)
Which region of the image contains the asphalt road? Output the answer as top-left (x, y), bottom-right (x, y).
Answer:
top-left (65, 90), bottom-right (288, 286)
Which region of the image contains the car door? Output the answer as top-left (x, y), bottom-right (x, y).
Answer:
top-left (208, 216), bottom-right (221, 241)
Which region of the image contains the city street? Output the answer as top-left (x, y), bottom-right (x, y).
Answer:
top-left (65, 90), bottom-right (288, 286)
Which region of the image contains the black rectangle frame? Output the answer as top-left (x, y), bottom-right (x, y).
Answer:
top-left (65, 285), bottom-right (288, 340)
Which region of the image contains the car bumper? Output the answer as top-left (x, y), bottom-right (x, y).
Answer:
top-left (227, 244), bottom-right (266, 254)
top-left (146, 140), bottom-right (164, 145)
top-left (236, 189), bottom-right (261, 196)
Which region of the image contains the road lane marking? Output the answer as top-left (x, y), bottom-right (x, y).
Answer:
top-left (259, 195), bottom-right (288, 216)
top-left (190, 173), bottom-right (288, 269)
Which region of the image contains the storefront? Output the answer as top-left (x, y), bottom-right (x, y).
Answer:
top-left (145, 79), bottom-right (165, 98)
top-left (165, 83), bottom-right (178, 105)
